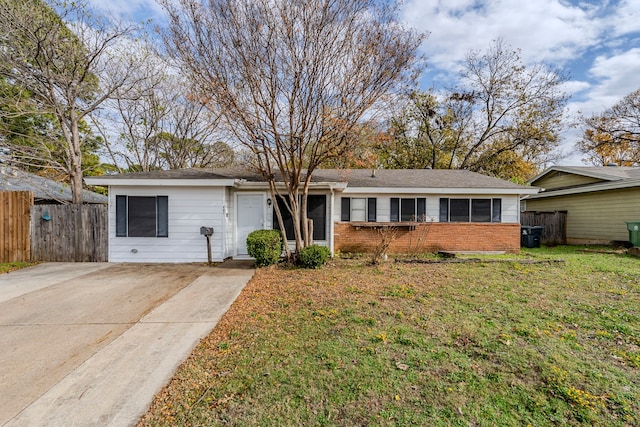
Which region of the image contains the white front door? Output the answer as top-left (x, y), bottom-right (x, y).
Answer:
top-left (236, 194), bottom-right (265, 255)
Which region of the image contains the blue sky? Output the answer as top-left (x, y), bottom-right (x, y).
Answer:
top-left (88, 0), bottom-right (640, 165)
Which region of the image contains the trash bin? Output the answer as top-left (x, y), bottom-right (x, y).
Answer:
top-left (521, 225), bottom-right (544, 248)
top-left (626, 222), bottom-right (640, 247)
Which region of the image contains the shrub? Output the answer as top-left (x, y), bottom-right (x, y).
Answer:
top-left (298, 244), bottom-right (330, 269)
top-left (246, 229), bottom-right (283, 267)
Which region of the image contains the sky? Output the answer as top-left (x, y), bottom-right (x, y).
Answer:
top-left (87, 0), bottom-right (640, 166)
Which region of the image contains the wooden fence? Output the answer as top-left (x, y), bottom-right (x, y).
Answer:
top-left (0, 191), bottom-right (33, 263)
top-left (521, 210), bottom-right (567, 246)
top-left (30, 204), bottom-right (108, 262)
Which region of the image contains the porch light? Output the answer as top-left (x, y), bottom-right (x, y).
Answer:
top-left (267, 198), bottom-right (272, 206)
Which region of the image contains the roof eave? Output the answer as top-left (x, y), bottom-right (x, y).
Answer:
top-left (528, 166), bottom-right (623, 185)
top-left (528, 179), bottom-right (640, 198)
top-left (84, 178), bottom-right (237, 187)
top-left (343, 187), bottom-right (539, 195)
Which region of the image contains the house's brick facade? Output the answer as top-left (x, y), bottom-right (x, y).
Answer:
top-left (333, 222), bottom-right (521, 254)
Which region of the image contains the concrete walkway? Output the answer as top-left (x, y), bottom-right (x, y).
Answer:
top-left (1, 261), bottom-right (254, 427)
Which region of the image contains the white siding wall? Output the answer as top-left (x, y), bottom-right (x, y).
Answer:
top-left (334, 193), bottom-right (520, 223)
top-left (109, 186), bottom-right (226, 263)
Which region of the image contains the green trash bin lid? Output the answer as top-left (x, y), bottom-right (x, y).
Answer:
top-left (626, 221), bottom-right (640, 231)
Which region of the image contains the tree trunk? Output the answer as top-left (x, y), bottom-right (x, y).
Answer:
top-left (69, 117), bottom-right (84, 204)
top-left (269, 181), bottom-right (292, 262)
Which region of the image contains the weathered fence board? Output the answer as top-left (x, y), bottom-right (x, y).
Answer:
top-left (521, 210), bottom-right (567, 246)
top-left (0, 191), bottom-right (33, 263)
top-left (30, 204), bottom-right (108, 262)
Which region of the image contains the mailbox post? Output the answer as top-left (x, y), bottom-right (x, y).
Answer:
top-left (200, 226), bottom-right (214, 265)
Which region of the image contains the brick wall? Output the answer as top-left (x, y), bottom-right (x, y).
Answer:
top-left (334, 222), bottom-right (521, 254)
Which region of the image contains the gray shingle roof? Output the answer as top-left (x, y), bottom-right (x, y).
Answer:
top-left (91, 167), bottom-right (264, 181)
top-left (0, 166), bottom-right (107, 204)
top-left (88, 167), bottom-right (533, 190)
top-left (531, 166), bottom-right (640, 184)
top-left (313, 169), bottom-right (530, 189)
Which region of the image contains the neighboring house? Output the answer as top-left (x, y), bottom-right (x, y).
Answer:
top-left (524, 165), bottom-right (640, 245)
top-left (0, 166), bottom-right (107, 204)
top-left (85, 168), bottom-right (538, 263)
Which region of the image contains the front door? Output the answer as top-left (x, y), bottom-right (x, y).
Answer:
top-left (236, 194), bottom-right (264, 255)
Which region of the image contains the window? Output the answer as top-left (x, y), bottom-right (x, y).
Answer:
top-left (275, 195), bottom-right (327, 241)
top-left (351, 198), bottom-right (366, 222)
top-left (439, 198), bottom-right (502, 223)
top-left (390, 198), bottom-right (427, 222)
top-left (341, 197), bottom-right (377, 222)
top-left (115, 195), bottom-right (168, 237)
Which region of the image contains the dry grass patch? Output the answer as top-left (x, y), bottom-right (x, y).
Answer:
top-left (139, 247), bottom-right (640, 426)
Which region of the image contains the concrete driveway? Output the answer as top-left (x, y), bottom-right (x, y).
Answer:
top-left (0, 261), bottom-right (254, 426)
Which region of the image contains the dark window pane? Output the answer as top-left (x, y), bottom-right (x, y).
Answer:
top-left (417, 198), bottom-right (426, 222)
top-left (471, 199), bottom-right (491, 222)
top-left (115, 195), bottom-right (127, 237)
top-left (341, 197), bottom-right (350, 222)
top-left (401, 198), bottom-right (415, 221)
top-left (450, 199), bottom-right (470, 222)
top-left (439, 198), bottom-right (449, 222)
top-left (390, 198), bottom-right (399, 222)
top-left (307, 195), bottom-right (326, 241)
top-left (274, 196), bottom-right (295, 240)
top-left (492, 198), bottom-right (502, 223)
top-left (367, 198), bottom-right (377, 222)
top-left (157, 196), bottom-right (169, 237)
top-left (128, 196), bottom-right (157, 237)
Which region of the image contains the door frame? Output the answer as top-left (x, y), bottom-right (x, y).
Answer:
top-left (234, 192), bottom-right (268, 257)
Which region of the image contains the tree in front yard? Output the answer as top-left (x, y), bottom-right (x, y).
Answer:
top-left (161, 0), bottom-right (424, 260)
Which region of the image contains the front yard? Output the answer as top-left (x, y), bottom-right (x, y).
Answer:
top-left (139, 247), bottom-right (639, 426)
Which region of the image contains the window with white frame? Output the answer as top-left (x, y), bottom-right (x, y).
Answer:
top-left (341, 197), bottom-right (377, 222)
top-left (115, 195), bottom-right (169, 237)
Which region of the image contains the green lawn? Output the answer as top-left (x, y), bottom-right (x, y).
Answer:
top-left (0, 261), bottom-right (36, 274)
top-left (140, 247), bottom-right (640, 426)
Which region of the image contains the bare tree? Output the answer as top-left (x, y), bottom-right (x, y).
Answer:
top-left (459, 40), bottom-right (568, 177)
top-left (381, 40), bottom-right (568, 181)
top-left (162, 0), bottom-right (423, 258)
top-left (94, 54), bottom-right (228, 173)
top-left (579, 89), bottom-right (640, 166)
top-left (0, 0), bottom-right (149, 203)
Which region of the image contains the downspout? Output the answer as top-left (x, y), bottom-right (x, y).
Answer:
top-left (329, 186), bottom-right (335, 256)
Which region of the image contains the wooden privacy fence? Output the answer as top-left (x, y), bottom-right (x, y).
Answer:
top-left (521, 210), bottom-right (567, 246)
top-left (31, 204), bottom-right (108, 262)
top-left (0, 191), bottom-right (33, 263)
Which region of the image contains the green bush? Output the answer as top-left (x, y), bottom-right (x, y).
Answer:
top-left (246, 229), bottom-right (283, 267)
top-left (298, 244), bottom-right (330, 269)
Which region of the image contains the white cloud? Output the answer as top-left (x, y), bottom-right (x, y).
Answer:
top-left (85, 0), bottom-right (167, 25)
top-left (401, 0), bottom-right (602, 75)
top-left (588, 48), bottom-right (640, 105)
top-left (609, 0), bottom-right (640, 37)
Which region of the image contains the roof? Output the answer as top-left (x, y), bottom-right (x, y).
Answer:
top-left (529, 165), bottom-right (640, 184)
top-left (85, 167), bottom-right (538, 194)
top-left (527, 165), bottom-right (640, 199)
top-left (84, 167), bottom-right (264, 181)
top-left (313, 169), bottom-right (531, 190)
top-left (0, 166), bottom-right (108, 204)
